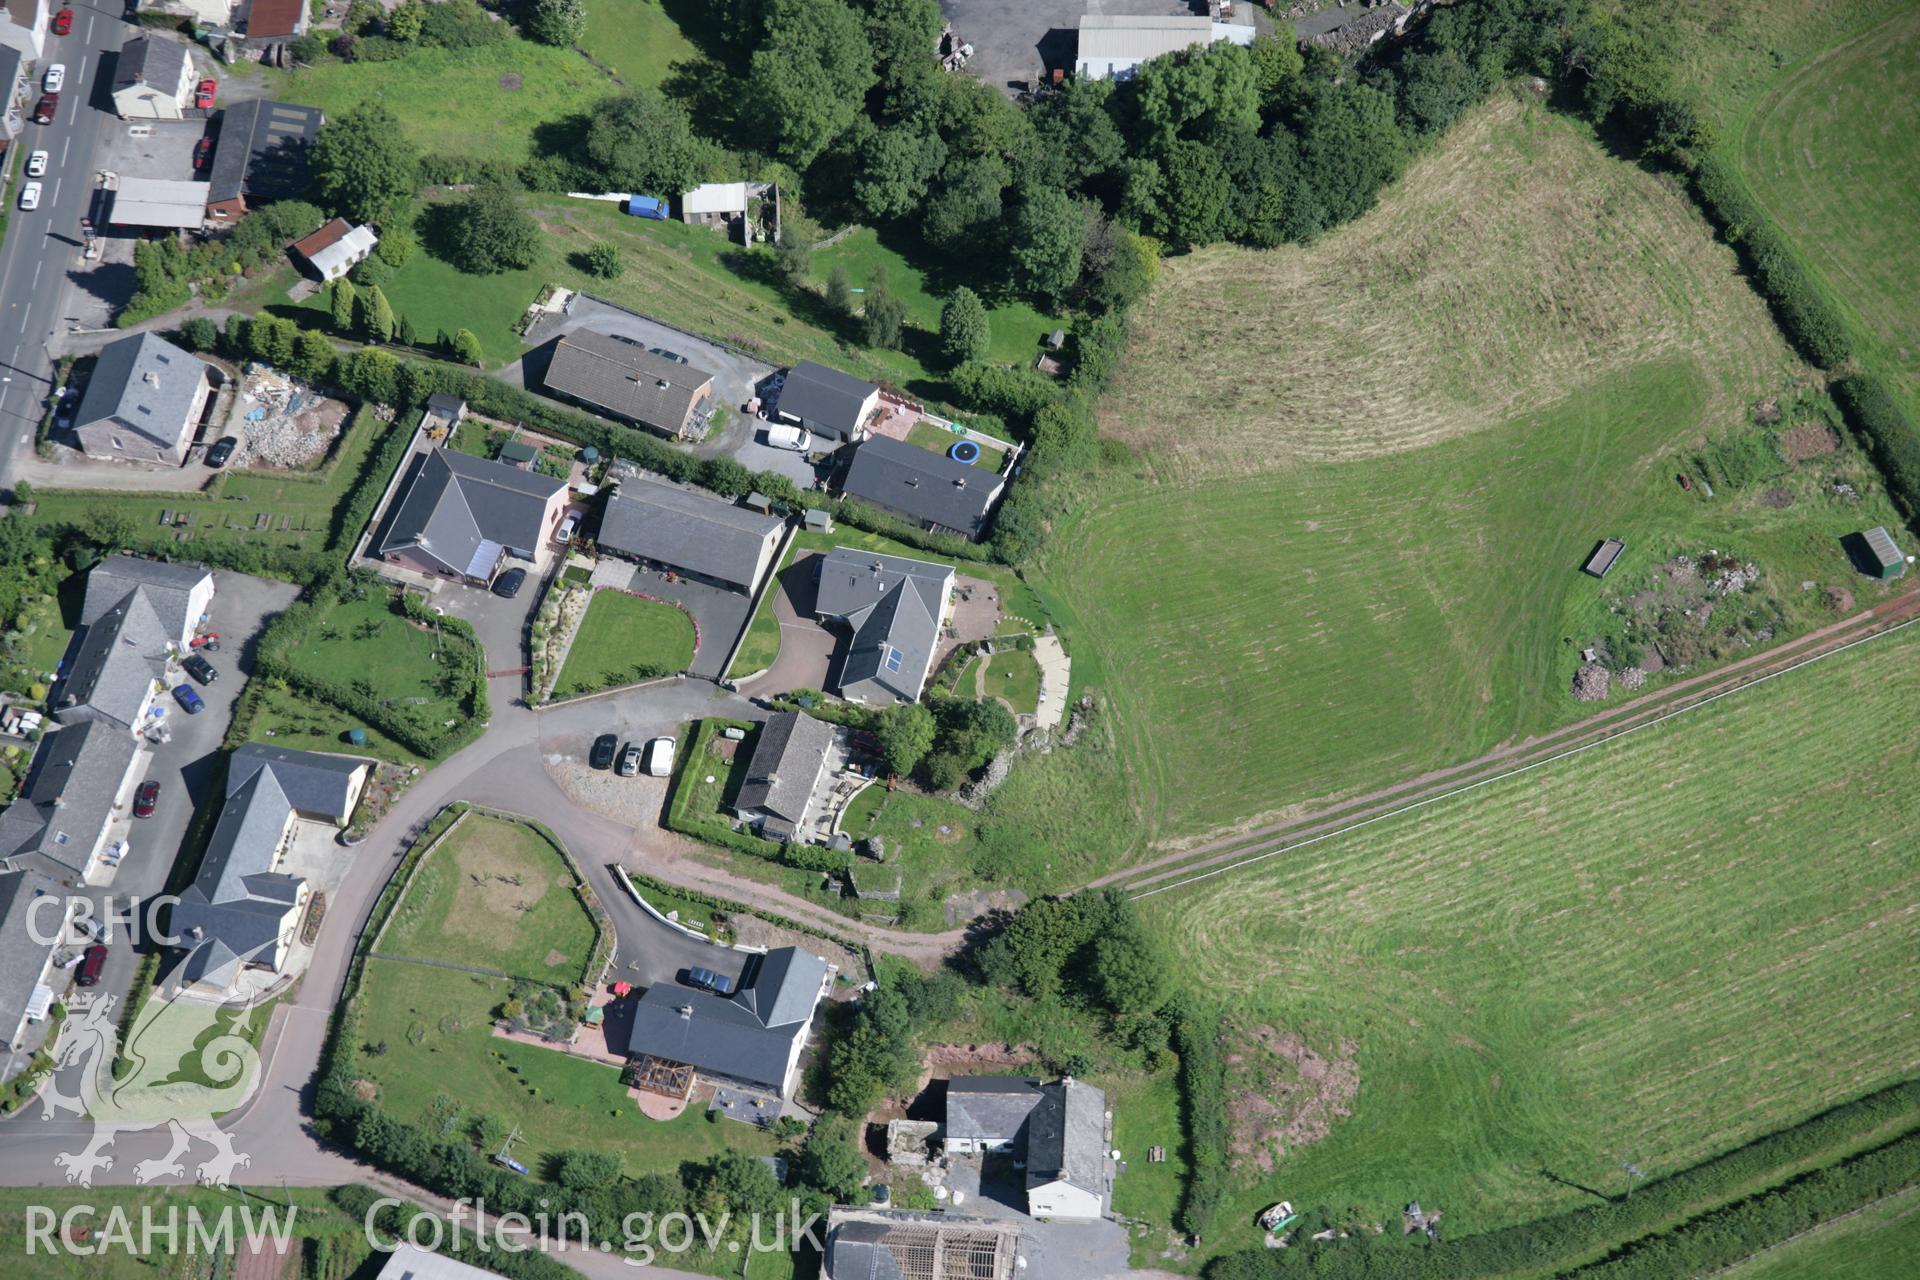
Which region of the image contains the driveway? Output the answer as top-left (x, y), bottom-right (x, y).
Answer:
top-left (431, 562), bottom-right (547, 698)
top-left (738, 553), bottom-right (836, 693)
top-left (947, 1160), bottom-right (1133, 1280)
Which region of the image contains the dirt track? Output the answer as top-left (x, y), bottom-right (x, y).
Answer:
top-left (1096, 580), bottom-right (1920, 901)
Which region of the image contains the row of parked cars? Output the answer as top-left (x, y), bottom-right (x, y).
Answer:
top-left (590, 732), bottom-right (674, 777)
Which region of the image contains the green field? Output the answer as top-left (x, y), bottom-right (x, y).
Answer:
top-left (1738, 4), bottom-right (1920, 418)
top-left (1042, 96), bottom-right (1906, 847)
top-left (582, 0), bottom-right (701, 87)
top-left (553, 589), bottom-right (696, 696)
top-left (378, 815), bottom-right (596, 982)
top-left (1143, 618), bottom-right (1920, 1242)
top-left (837, 784), bottom-right (985, 914)
top-left (1721, 1187), bottom-right (1920, 1279)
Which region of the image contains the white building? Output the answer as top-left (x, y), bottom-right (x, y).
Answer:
top-left (1075, 14), bottom-right (1255, 80)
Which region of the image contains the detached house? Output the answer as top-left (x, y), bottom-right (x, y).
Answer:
top-left (733, 712), bottom-right (835, 842)
top-left (542, 330), bottom-right (715, 438)
top-left (841, 436), bottom-right (1004, 541)
top-left (776, 361), bottom-right (880, 442)
top-left (0, 721), bottom-right (140, 882)
top-left (54, 555), bottom-right (214, 733)
top-left (596, 470), bottom-right (784, 594)
top-left (624, 946), bottom-right (832, 1099)
top-left (815, 546), bottom-right (954, 705)
top-left (373, 447), bottom-right (569, 586)
top-left (72, 333), bottom-right (214, 466)
top-left (167, 745), bottom-right (368, 997)
top-left (943, 1075), bottom-right (1110, 1220)
top-left (111, 37), bottom-right (195, 121)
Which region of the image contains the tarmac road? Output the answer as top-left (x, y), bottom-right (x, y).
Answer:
top-left (0, 3), bottom-right (128, 496)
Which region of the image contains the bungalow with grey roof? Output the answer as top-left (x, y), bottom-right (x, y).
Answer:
top-left (0, 721), bottom-right (141, 882)
top-left (776, 361), bottom-right (880, 442)
top-left (732, 712), bottom-right (835, 841)
top-left (372, 447), bottom-right (569, 586)
top-left (597, 470), bottom-right (785, 593)
top-left (72, 333), bottom-right (214, 466)
top-left (542, 330), bottom-right (715, 438)
top-left (815, 546), bottom-right (954, 705)
top-left (167, 744), bottom-right (369, 998)
top-left (839, 436), bottom-right (1003, 541)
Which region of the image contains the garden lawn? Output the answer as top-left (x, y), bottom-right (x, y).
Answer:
top-left (980, 647), bottom-right (1041, 716)
top-left (553, 589), bottom-right (696, 696)
top-left (1144, 619), bottom-right (1920, 1248)
top-left (1737, 4), bottom-right (1920, 419)
top-left (243, 683), bottom-right (425, 765)
top-left (268, 39), bottom-right (610, 160)
top-left (582, 0), bottom-right (701, 87)
top-left (907, 418), bottom-right (1005, 470)
top-left (351, 959), bottom-right (777, 1180)
top-left (276, 588), bottom-right (480, 728)
top-left (361, 244), bottom-right (544, 371)
top-left (1719, 1186), bottom-right (1920, 1280)
top-left (668, 718), bottom-right (754, 833)
top-left (28, 406), bottom-right (391, 560)
top-left (377, 815), bottom-right (596, 983)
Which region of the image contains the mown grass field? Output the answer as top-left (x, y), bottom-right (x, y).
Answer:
top-left (553, 589), bottom-right (696, 696)
top-left (377, 815), bottom-right (595, 982)
top-left (1737, 3), bottom-right (1920, 418)
top-left (1721, 1185), bottom-right (1920, 1279)
top-left (1042, 95), bottom-right (1905, 845)
top-left (582, 0), bottom-right (700, 87)
top-left (1141, 618), bottom-right (1920, 1242)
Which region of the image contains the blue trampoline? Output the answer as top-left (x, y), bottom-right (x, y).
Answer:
top-left (948, 439), bottom-right (981, 464)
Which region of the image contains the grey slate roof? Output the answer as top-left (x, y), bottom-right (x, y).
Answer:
top-left (945, 1076), bottom-right (1044, 1144)
top-left (816, 547), bottom-right (953, 705)
top-left (376, 447), bottom-right (566, 574)
top-left (544, 330), bottom-right (714, 434)
top-left (169, 745), bottom-right (367, 990)
top-left (74, 333), bottom-right (209, 452)
top-left (81, 555), bottom-right (214, 642)
top-left (228, 743), bottom-right (364, 823)
top-left (823, 1220), bottom-right (908, 1280)
top-left (840, 436), bottom-right (1003, 540)
top-left (207, 99), bottom-right (323, 206)
top-left (113, 37), bottom-right (189, 94)
top-left (1025, 1078), bottom-right (1106, 1199)
top-left (0, 46), bottom-right (22, 100)
top-left (734, 712), bottom-right (834, 830)
top-left (0, 869), bottom-right (63, 1046)
top-left (0, 721), bottom-right (140, 880)
top-left (598, 473), bottom-right (783, 590)
top-left (624, 945), bottom-right (829, 1091)
top-left (779, 361), bottom-right (878, 438)
top-left (58, 587), bottom-right (169, 728)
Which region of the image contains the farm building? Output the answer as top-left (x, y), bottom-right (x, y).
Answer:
top-left (1861, 526), bottom-right (1907, 579)
top-left (822, 1208), bottom-right (1022, 1280)
top-left (942, 1075), bottom-right (1111, 1219)
top-left (205, 99), bottom-right (324, 222)
top-left (815, 546), bottom-right (955, 705)
top-left (596, 468), bottom-right (784, 593)
top-left (776, 361), bottom-right (881, 441)
top-left (733, 711), bottom-right (836, 841)
top-left (291, 218), bottom-right (378, 282)
top-left (840, 435), bottom-right (1005, 541)
top-left (945, 1076), bottom-right (1046, 1155)
top-left (1075, 14), bottom-right (1254, 80)
top-left (1583, 538), bottom-right (1626, 579)
top-left (542, 329), bottom-right (715, 438)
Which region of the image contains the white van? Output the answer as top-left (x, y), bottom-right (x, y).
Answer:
top-left (644, 736), bottom-right (675, 777)
top-left (766, 424), bottom-right (811, 452)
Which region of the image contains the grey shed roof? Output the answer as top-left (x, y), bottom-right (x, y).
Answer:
top-left (207, 99), bottom-right (324, 206)
top-left (1025, 1078), bottom-right (1106, 1197)
top-left (74, 333), bottom-right (210, 451)
top-left (624, 946), bottom-right (829, 1090)
top-left (0, 869), bottom-right (63, 1045)
top-left (945, 1076), bottom-right (1045, 1144)
top-left (114, 36), bottom-right (189, 93)
top-left (816, 547), bottom-right (953, 705)
top-left (780, 361), bottom-right (878, 435)
top-left (598, 473), bottom-right (784, 590)
top-left (1864, 525), bottom-right (1904, 571)
top-left (734, 712), bottom-right (834, 828)
top-left (376, 447), bottom-right (566, 574)
top-left (58, 586), bottom-right (170, 728)
top-left (228, 743), bottom-right (365, 822)
top-left (544, 330), bottom-right (714, 433)
top-left (82, 555), bottom-right (213, 641)
top-left (0, 721), bottom-right (140, 880)
top-left (841, 436), bottom-right (1003, 540)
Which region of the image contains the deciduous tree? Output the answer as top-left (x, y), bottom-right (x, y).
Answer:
top-left (310, 104), bottom-right (419, 223)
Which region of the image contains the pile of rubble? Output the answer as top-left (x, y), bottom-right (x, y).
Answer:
top-left (234, 364), bottom-right (347, 468)
top-left (1304, 2), bottom-right (1416, 54)
top-left (1572, 662), bottom-right (1610, 702)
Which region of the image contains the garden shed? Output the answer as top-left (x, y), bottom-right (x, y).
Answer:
top-left (1584, 538), bottom-right (1625, 579)
top-left (1861, 526), bottom-right (1907, 579)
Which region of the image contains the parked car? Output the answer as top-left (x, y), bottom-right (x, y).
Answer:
top-left (644, 735), bottom-right (675, 777)
top-left (491, 566), bottom-right (527, 599)
top-left (133, 781), bottom-right (160, 819)
top-left (765, 424), bottom-right (811, 452)
top-left (194, 78), bottom-right (216, 109)
top-left (42, 64), bottom-right (64, 93)
top-left (589, 733), bottom-right (618, 771)
top-left (616, 743), bottom-right (642, 777)
top-left (53, 386), bottom-right (76, 428)
top-left (192, 136), bottom-right (213, 171)
top-left (51, 7), bottom-right (72, 34)
top-left (76, 945), bottom-right (108, 987)
top-left (648, 347), bottom-right (687, 365)
top-left (182, 653), bottom-right (217, 684)
top-left (25, 150), bottom-right (47, 178)
top-left (172, 684), bottom-right (204, 714)
top-left (31, 94), bottom-right (57, 125)
top-left (685, 966), bottom-right (734, 995)
top-left (17, 182), bottom-right (40, 212)
top-left (556, 511), bottom-right (580, 543)
top-left (204, 436), bottom-right (237, 467)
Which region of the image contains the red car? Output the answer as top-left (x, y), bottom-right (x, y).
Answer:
top-left (193, 136), bottom-right (213, 170)
top-left (31, 93), bottom-right (56, 125)
top-left (51, 7), bottom-right (72, 34)
top-left (194, 78), bottom-right (216, 109)
top-left (133, 781), bottom-right (160, 819)
top-left (77, 945), bottom-right (108, 988)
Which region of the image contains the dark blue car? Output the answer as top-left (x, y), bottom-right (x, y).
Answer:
top-left (172, 684), bottom-right (205, 714)
top-left (686, 966), bottom-right (734, 995)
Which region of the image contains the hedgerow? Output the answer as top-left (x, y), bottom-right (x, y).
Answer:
top-left (1832, 375), bottom-right (1920, 524)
